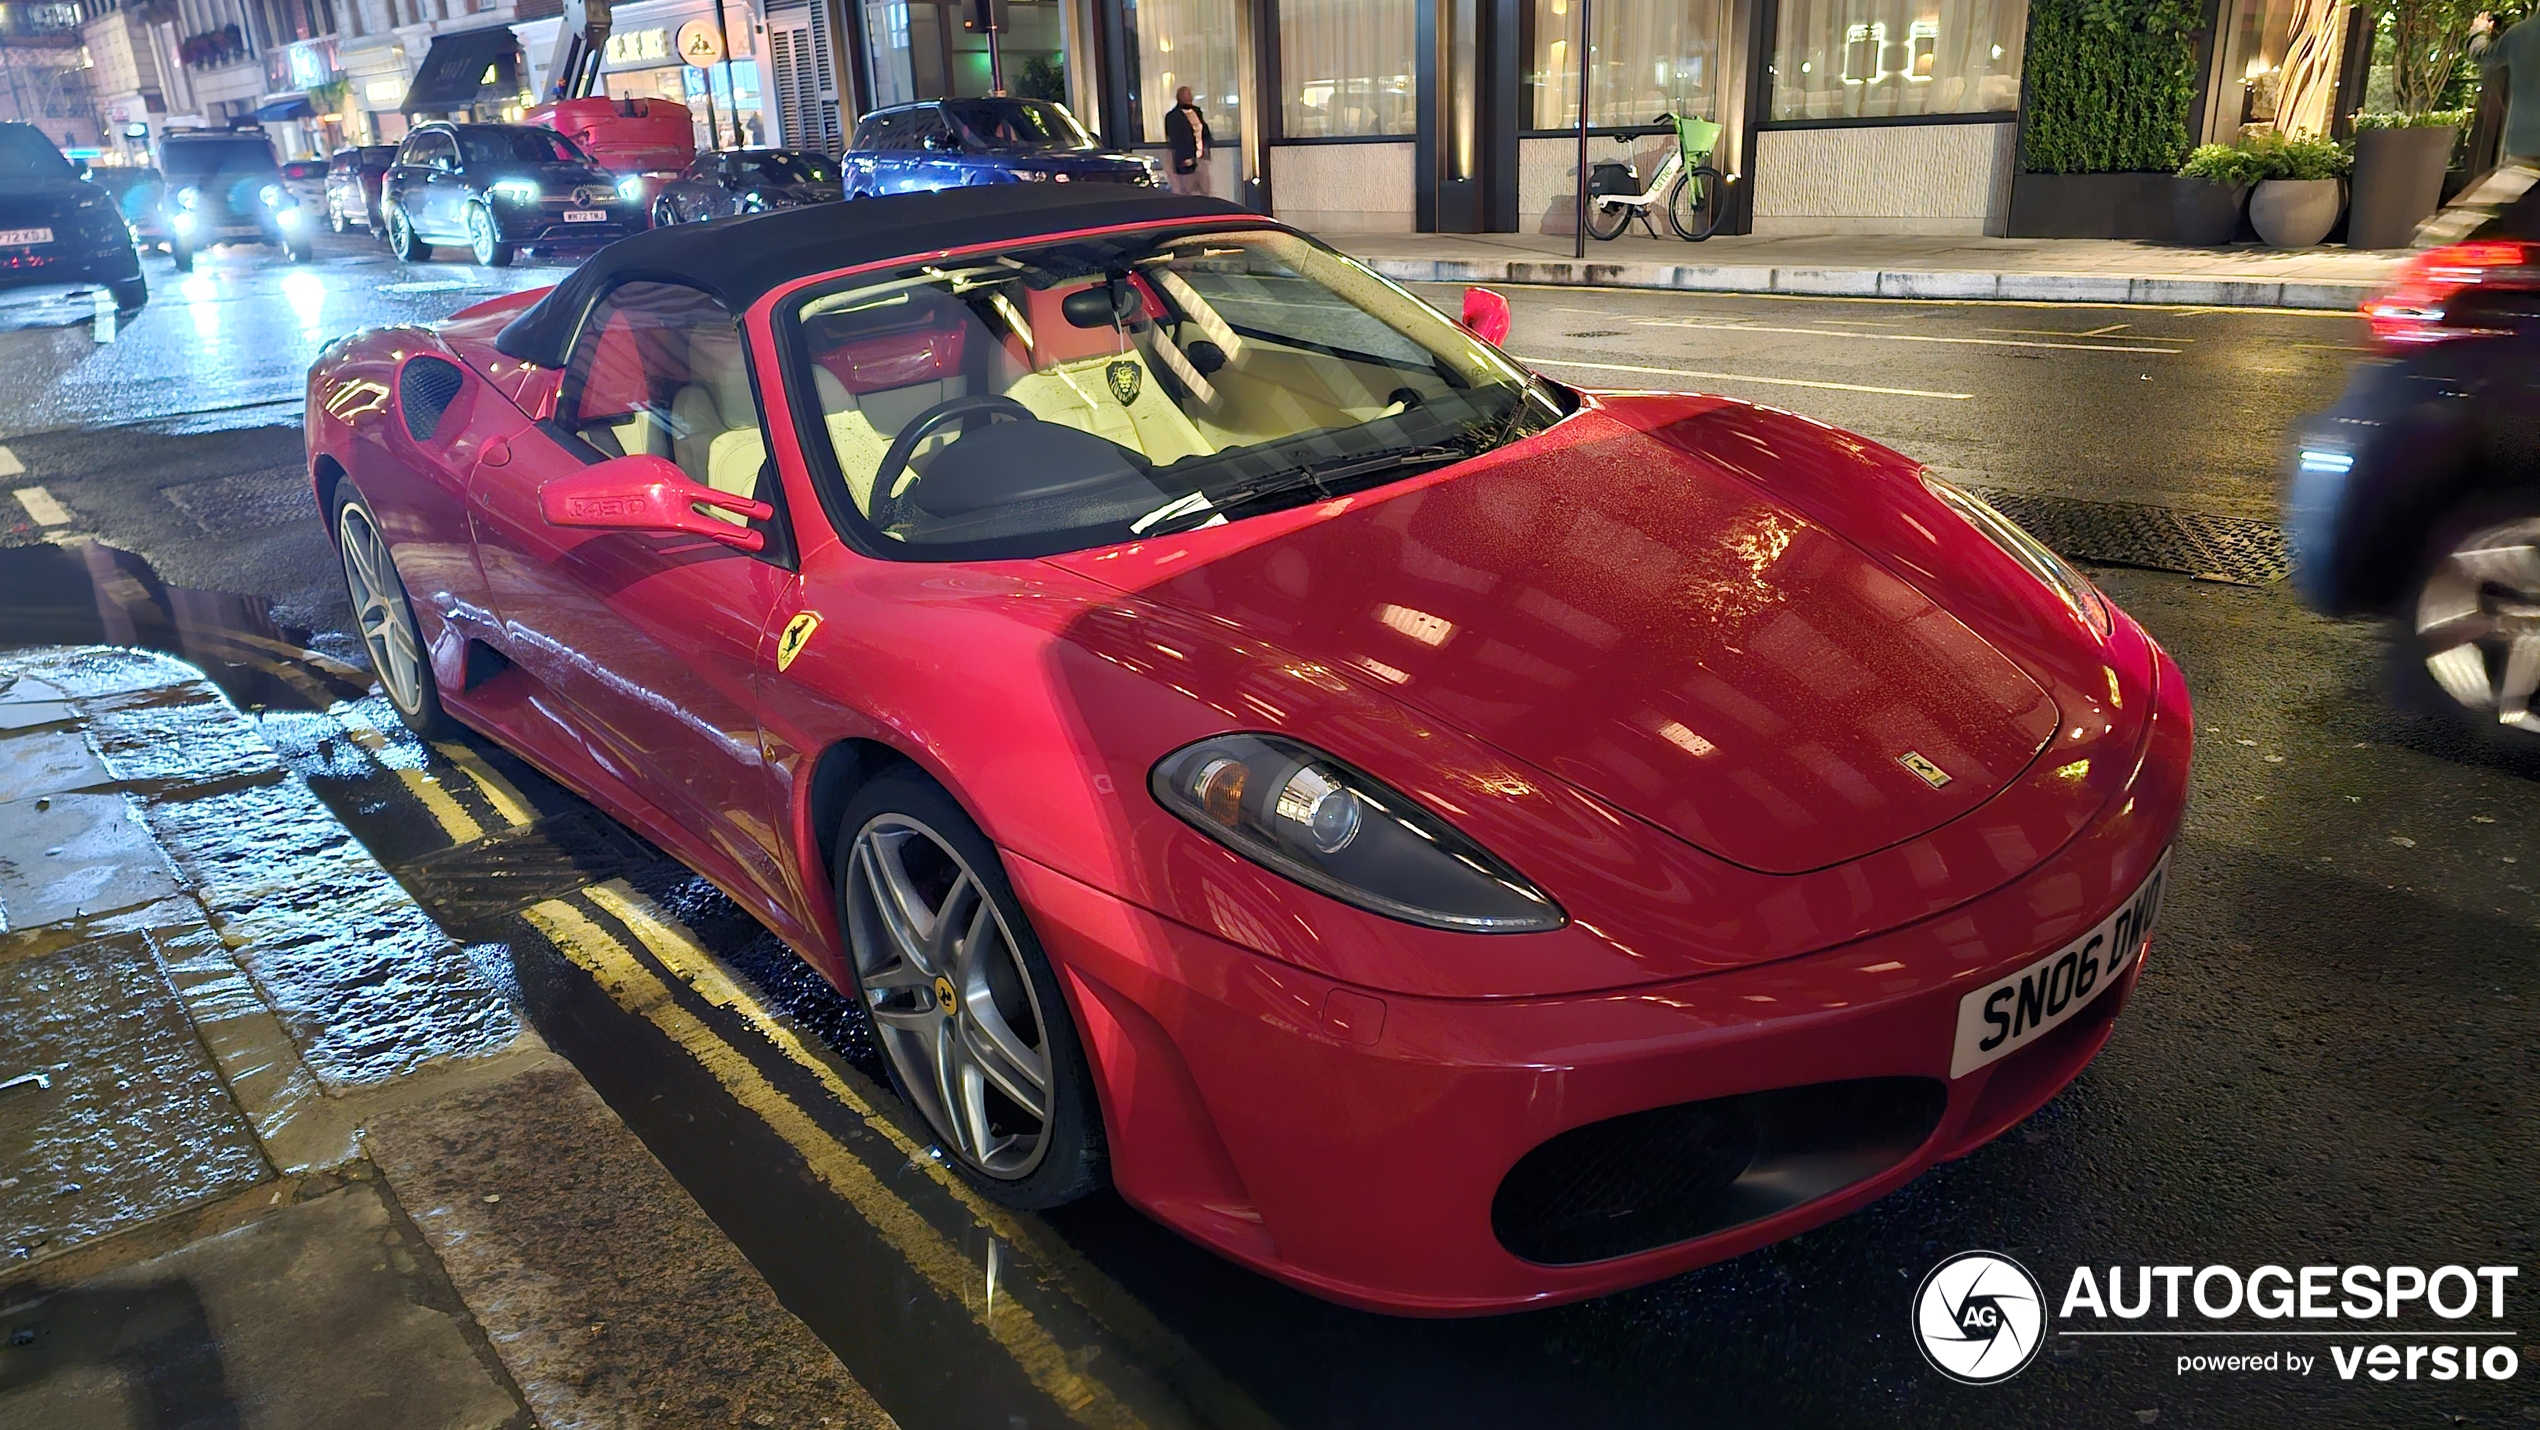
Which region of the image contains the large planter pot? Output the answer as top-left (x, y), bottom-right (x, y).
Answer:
top-left (2007, 172), bottom-right (2247, 242)
top-left (2349, 125), bottom-right (2459, 249)
top-left (2249, 177), bottom-right (2344, 247)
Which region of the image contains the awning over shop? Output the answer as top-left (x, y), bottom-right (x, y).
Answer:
top-left (401, 27), bottom-right (520, 114)
top-left (253, 94), bottom-right (315, 121)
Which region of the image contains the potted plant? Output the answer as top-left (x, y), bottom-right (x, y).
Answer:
top-left (2349, 0), bottom-right (2482, 247)
top-left (2246, 131), bottom-right (2353, 246)
top-left (2175, 142), bottom-right (2262, 244)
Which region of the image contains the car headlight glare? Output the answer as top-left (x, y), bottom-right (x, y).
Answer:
top-left (171, 211), bottom-right (197, 233)
top-left (1152, 733), bottom-right (1564, 933)
top-left (616, 174), bottom-right (645, 200)
top-left (175, 186), bottom-right (199, 210)
top-left (260, 183), bottom-right (284, 208)
top-left (1921, 472), bottom-right (2111, 638)
top-left (492, 178), bottom-right (541, 202)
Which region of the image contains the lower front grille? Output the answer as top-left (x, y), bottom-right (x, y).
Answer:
top-left (1491, 1076), bottom-right (1947, 1266)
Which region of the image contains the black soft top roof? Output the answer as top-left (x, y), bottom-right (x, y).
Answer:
top-left (494, 185), bottom-right (1256, 368)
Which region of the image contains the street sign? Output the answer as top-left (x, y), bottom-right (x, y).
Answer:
top-left (675, 20), bottom-right (725, 68)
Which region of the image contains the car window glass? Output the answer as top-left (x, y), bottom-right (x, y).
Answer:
top-left (943, 100), bottom-right (1093, 152)
top-left (564, 281), bottom-right (771, 526)
top-left (908, 109), bottom-right (951, 147)
top-left (456, 127), bottom-right (591, 166)
top-left (870, 112), bottom-right (908, 149)
top-left (684, 154), bottom-right (717, 182)
top-left (736, 152), bottom-right (834, 185)
top-left (0, 126), bottom-right (71, 180)
top-left (162, 136), bottom-right (277, 180)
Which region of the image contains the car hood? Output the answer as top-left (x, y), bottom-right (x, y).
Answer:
top-left (0, 178), bottom-right (111, 224)
top-left (1051, 409), bottom-right (2062, 875)
top-left (482, 162), bottom-right (618, 191)
top-left (751, 183), bottom-right (841, 204)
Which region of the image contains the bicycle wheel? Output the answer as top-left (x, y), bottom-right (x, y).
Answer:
top-left (1584, 198), bottom-right (1633, 241)
top-left (1668, 167), bottom-right (1722, 242)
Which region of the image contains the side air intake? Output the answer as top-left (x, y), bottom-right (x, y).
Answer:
top-left (399, 356), bottom-right (465, 442)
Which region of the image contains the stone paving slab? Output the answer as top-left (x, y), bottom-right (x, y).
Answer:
top-left (0, 794), bottom-right (180, 932)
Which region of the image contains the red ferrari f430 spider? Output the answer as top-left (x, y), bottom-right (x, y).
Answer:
top-left (303, 186), bottom-right (2189, 1314)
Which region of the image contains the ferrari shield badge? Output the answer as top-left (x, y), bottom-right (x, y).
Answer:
top-left (1897, 750), bottom-right (1952, 789)
top-left (776, 611), bottom-right (821, 672)
top-left (1105, 358), bottom-right (1143, 407)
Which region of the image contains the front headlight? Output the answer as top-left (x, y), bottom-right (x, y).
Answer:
top-left (491, 178), bottom-right (541, 202)
top-left (616, 174), bottom-right (646, 200)
top-left (260, 183), bottom-right (284, 208)
top-left (175, 186), bottom-right (199, 210)
top-left (1920, 472), bottom-right (2111, 638)
top-left (1151, 733), bottom-right (1565, 933)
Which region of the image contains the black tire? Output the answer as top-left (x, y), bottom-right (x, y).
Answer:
top-left (170, 238), bottom-right (194, 272)
top-left (466, 204), bottom-right (515, 267)
top-left (286, 235), bottom-right (314, 264)
top-left (1667, 165), bottom-right (1722, 242)
top-left (329, 200), bottom-right (348, 234)
top-left (833, 766), bottom-right (1106, 1209)
top-left (2388, 491), bottom-right (2540, 753)
top-left (1583, 197), bottom-right (1632, 241)
top-left (387, 206), bottom-right (431, 262)
top-left (331, 483), bottom-right (453, 739)
top-left (108, 276), bottom-right (148, 310)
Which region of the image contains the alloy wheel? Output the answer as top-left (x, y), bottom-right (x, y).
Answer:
top-left (469, 207), bottom-right (497, 264)
top-left (2415, 517), bottom-right (2540, 731)
top-left (337, 501), bottom-right (429, 715)
top-left (845, 814), bottom-right (1054, 1179)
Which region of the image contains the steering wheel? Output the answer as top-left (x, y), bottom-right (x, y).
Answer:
top-left (870, 394), bottom-right (1038, 527)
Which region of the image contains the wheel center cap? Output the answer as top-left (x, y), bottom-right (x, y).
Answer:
top-left (933, 975), bottom-right (957, 1012)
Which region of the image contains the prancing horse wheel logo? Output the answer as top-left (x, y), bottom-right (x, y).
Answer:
top-left (1913, 1251), bottom-right (2046, 1384)
top-left (932, 974), bottom-right (957, 1012)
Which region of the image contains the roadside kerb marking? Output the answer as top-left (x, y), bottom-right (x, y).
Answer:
top-left (524, 892), bottom-right (1145, 1430)
top-left (14, 485), bottom-right (71, 525)
top-left (579, 880), bottom-right (1275, 1430)
top-left (335, 706), bottom-right (485, 845)
top-left (0, 445), bottom-right (22, 476)
top-left (434, 742), bottom-right (535, 829)
top-left (1519, 356), bottom-right (1972, 401)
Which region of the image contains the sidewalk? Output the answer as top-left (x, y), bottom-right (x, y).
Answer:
top-left (1323, 229), bottom-right (2403, 310)
top-left (0, 647), bottom-right (893, 1429)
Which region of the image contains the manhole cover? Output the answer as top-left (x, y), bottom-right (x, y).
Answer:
top-left (163, 472), bottom-right (318, 537)
top-left (1969, 488), bottom-right (2289, 586)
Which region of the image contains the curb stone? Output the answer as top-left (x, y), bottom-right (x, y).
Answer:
top-left (1358, 255), bottom-right (2376, 310)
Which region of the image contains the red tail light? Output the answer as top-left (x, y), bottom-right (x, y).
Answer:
top-left (2362, 240), bottom-right (2540, 346)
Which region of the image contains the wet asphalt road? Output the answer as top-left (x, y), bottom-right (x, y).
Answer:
top-left (2, 243), bottom-right (2535, 1428)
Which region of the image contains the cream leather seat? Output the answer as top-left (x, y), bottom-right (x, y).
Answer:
top-left (673, 326), bottom-right (768, 523)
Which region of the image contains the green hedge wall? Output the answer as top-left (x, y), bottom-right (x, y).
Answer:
top-left (2019, 0), bottom-right (2202, 173)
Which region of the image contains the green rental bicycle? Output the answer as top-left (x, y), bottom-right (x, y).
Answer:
top-left (1584, 113), bottom-right (1723, 243)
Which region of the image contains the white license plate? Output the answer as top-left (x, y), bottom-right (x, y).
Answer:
top-left (0, 227), bottom-right (53, 247)
top-left (562, 209), bottom-right (608, 222)
top-left (1950, 852), bottom-right (2169, 1078)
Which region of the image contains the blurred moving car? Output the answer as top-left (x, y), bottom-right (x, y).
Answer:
top-left (158, 129), bottom-right (313, 269)
top-left (382, 122), bottom-right (643, 267)
top-left (840, 98), bottom-right (1157, 197)
top-left (326, 145), bottom-right (398, 232)
top-left (82, 161), bottom-right (166, 246)
top-left (651, 148), bottom-right (842, 225)
top-left (2287, 164), bottom-right (2540, 746)
top-left (0, 122), bottom-right (147, 310)
top-left (530, 95), bottom-right (695, 225)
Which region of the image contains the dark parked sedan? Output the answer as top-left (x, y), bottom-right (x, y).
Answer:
top-left (2286, 165), bottom-right (2540, 747)
top-left (382, 122), bottom-right (641, 267)
top-left (651, 148), bottom-right (842, 225)
top-left (0, 122), bottom-right (147, 310)
top-left (840, 98), bottom-right (1156, 198)
top-left (326, 144), bottom-right (398, 232)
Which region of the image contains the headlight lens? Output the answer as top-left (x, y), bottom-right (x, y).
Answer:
top-left (616, 174), bottom-right (645, 200)
top-left (260, 183), bottom-right (284, 208)
top-left (1920, 472), bottom-right (2111, 638)
top-left (175, 186), bottom-right (199, 210)
top-left (1151, 733), bottom-right (1565, 933)
top-left (492, 178), bottom-right (541, 202)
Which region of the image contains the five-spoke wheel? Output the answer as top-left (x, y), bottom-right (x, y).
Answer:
top-left (2413, 514), bottom-right (2540, 738)
top-left (334, 486), bottom-right (448, 736)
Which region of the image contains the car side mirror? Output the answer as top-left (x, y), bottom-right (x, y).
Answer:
top-left (539, 455), bottom-right (773, 552)
top-left (1460, 287), bottom-right (1511, 346)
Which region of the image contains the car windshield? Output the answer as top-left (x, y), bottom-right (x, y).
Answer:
top-left (162, 136), bottom-right (276, 179)
top-left (361, 145), bottom-right (398, 165)
top-left (943, 100), bottom-right (1094, 152)
top-left (457, 128), bottom-right (592, 166)
top-left (789, 226), bottom-right (1567, 560)
top-left (0, 126), bottom-right (72, 180)
top-left (735, 151), bottom-right (836, 185)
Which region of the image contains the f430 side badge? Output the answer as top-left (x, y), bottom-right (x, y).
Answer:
top-left (1898, 751), bottom-right (1952, 789)
top-left (777, 611), bottom-right (821, 672)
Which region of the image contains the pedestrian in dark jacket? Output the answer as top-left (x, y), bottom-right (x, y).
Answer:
top-left (1166, 87), bottom-right (1213, 197)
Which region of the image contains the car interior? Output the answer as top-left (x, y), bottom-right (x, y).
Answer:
top-left (564, 283), bottom-right (770, 526)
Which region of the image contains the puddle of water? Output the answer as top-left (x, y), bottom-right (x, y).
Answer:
top-left (0, 541), bottom-right (369, 713)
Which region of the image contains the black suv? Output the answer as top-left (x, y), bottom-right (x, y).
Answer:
top-left (158, 129), bottom-right (312, 269)
top-left (382, 122), bottom-right (641, 267)
top-left (0, 122), bottom-right (146, 309)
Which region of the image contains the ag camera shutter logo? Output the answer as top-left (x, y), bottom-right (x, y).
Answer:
top-left (1914, 1251), bottom-right (2048, 1384)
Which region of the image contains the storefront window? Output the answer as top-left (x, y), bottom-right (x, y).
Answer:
top-left (1526, 0), bottom-right (1725, 131)
top-left (1769, 0), bottom-right (2025, 120)
top-left (1124, 0), bottom-right (1243, 145)
top-left (863, 0), bottom-right (1069, 109)
top-left (1278, 0), bottom-right (1416, 137)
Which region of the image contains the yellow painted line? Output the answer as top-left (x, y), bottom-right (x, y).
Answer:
top-left (435, 742), bottom-right (535, 829)
top-left (579, 881), bottom-right (1274, 1430)
top-left (1519, 355), bottom-right (1972, 401)
top-left (14, 486), bottom-right (71, 526)
top-left (524, 895), bottom-right (1144, 1430)
top-left (336, 710), bottom-right (486, 845)
top-left (209, 627), bottom-right (373, 683)
top-left (0, 445), bottom-right (21, 477)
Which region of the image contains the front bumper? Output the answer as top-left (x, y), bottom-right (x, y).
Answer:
top-left (1013, 639), bottom-right (2192, 1315)
top-left (0, 231), bottom-right (143, 289)
top-left (490, 202), bottom-right (642, 246)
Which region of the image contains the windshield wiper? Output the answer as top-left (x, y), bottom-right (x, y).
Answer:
top-left (1131, 445), bottom-right (1466, 536)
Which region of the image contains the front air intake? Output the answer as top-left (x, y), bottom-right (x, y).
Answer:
top-left (1490, 1077), bottom-right (1947, 1265)
top-left (398, 355), bottom-right (465, 442)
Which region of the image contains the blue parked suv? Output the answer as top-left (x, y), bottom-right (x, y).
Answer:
top-left (841, 98), bottom-right (1157, 197)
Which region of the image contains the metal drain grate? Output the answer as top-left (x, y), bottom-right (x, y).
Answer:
top-left (163, 471), bottom-right (319, 536)
top-left (1969, 488), bottom-right (2290, 586)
